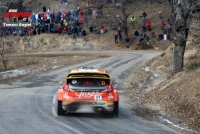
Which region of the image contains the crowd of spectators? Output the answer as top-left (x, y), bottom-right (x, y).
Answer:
top-left (113, 9), bottom-right (173, 47)
top-left (0, 2), bottom-right (106, 38)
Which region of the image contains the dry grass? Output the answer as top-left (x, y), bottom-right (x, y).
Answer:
top-left (125, 42), bottom-right (200, 132)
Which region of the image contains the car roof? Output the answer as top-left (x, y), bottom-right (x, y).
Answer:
top-left (66, 67), bottom-right (110, 79)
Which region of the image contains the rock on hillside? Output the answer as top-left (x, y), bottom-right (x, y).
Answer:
top-left (15, 34), bottom-right (116, 53)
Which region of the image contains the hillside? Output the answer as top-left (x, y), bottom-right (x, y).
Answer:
top-left (1, 0), bottom-right (200, 133)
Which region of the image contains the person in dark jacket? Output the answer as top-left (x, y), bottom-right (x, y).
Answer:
top-left (72, 26), bottom-right (77, 38)
top-left (89, 25), bottom-right (93, 32)
top-left (77, 26), bottom-right (81, 36)
top-left (132, 30), bottom-right (139, 39)
top-left (82, 29), bottom-right (86, 36)
top-left (125, 36), bottom-right (130, 48)
top-left (43, 6), bottom-right (46, 12)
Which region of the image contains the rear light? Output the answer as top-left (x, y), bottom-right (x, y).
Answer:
top-left (107, 84), bottom-right (113, 93)
top-left (63, 84), bottom-right (70, 92)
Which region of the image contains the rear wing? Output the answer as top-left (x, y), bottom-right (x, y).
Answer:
top-left (66, 73), bottom-right (111, 83)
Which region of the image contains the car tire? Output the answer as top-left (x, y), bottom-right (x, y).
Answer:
top-left (57, 101), bottom-right (65, 116)
top-left (114, 102), bottom-right (119, 117)
top-left (110, 102), bottom-right (119, 118)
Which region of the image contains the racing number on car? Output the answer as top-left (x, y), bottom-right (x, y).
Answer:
top-left (94, 95), bottom-right (102, 100)
top-left (101, 80), bottom-right (105, 85)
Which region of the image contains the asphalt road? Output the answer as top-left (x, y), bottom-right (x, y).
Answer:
top-left (0, 51), bottom-right (183, 134)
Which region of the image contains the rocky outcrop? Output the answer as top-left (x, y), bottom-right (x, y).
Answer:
top-left (15, 34), bottom-right (112, 53)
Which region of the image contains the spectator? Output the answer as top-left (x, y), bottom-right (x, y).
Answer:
top-left (88, 8), bottom-right (92, 16)
top-left (50, 27), bottom-right (56, 33)
top-left (130, 16), bottom-right (136, 27)
top-left (125, 36), bottom-right (130, 48)
top-left (159, 11), bottom-right (163, 20)
top-left (132, 30), bottom-right (139, 39)
top-left (87, 2), bottom-right (90, 8)
top-left (142, 25), bottom-right (147, 32)
top-left (43, 6), bottom-right (46, 12)
top-left (23, 26), bottom-right (28, 35)
top-left (164, 23), bottom-right (171, 33)
top-left (33, 28), bottom-right (36, 35)
top-left (118, 30), bottom-right (122, 43)
top-left (77, 26), bottom-right (82, 36)
top-left (47, 6), bottom-right (50, 13)
top-left (80, 17), bottom-right (85, 24)
top-left (67, 11), bottom-right (71, 22)
top-left (151, 31), bottom-right (156, 38)
top-left (37, 27), bottom-right (41, 35)
top-left (118, 20), bottom-right (122, 26)
top-left (114, 31), bottom-right (118, 43)
top-left (76, 7), bottom-right (80, 17)
top-left (100, 24), bottom-right (104, 34)
top-left (89, 25), bottom-right (93, 32)
top-left (146, 20), bottom-right (151, 31)
top-left (140, 34), bottom-right (149, 42)
top-left (142, 16), bottom-right (146, 26)
top-left (157, 34), bottom-right (163, 41)
top-left (140, 34), bottom-right (145, 42)
top-left (19, 29), bottom-right (25, 36)
top-left (80, 11), bottom-right (84, 19)
top-left (82, 29), bottom-right (86, 36)
top-left (93, 10), bottom-right (97, 19)
top-left (13, 30), bottom-right (17, 35)
top-left (161, 21), bottom-right (166, 28)
top-left (62, 27), bottom-right (67, 34)
top-left (143, 34), bottom-right (149, 41)
top-left (142, 11), bottom-right (147, 18)
top-left (72, 26), bottom-right (77, 37)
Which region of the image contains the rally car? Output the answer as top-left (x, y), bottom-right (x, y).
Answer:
top-left (57, 67), bottom-right (119, 117)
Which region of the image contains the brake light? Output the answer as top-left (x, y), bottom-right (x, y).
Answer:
top-left (107, 84), bottom-right (113, 93)
top-left (63, 84), bottom-right (70, 92)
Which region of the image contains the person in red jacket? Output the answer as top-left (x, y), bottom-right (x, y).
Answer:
top-left (146, 19), bottom-right (151, 31)
top-left (114, 30), bottom-right (118, 43)
top-left (100, 24), bottom-right (104, 34)
top-left (62, 27), bottom-right (67, 34)
top-left (161, 21), bottom-right (166, 29)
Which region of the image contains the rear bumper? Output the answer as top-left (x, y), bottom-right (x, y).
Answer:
top-left (62, 101), bottom-right (114, 113)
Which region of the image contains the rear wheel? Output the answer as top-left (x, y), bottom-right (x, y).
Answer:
top-left (111, 102), bottom-right (119, 117)
top-left (57, 101), bottom-right (65, 116)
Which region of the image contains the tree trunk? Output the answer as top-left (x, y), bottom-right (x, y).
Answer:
top-left (170, 0), bottom-right (194, 75)
top-left (119, 0), bottom-right (128, 40)
top-left (171, 44), bottom-right (185, 74)
top-left (2, 60), bottom-right (7, 71)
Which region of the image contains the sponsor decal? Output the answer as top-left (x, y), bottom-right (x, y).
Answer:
top-left (71, 79), bottom-right (77, 84)
top-left (79, 102), bottom-right (97, 105)
top-left (75, 89), bottom-right (100, 98)
top-left (71, 101), bottom-right (105, 105)
top-left (97, 102), bottom-right (105, 105)
top-left (108, 96), bottom-right (114, 100)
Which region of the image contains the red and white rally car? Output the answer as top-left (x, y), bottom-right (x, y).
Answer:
top-left (57, 67), bottom-right (119, 117)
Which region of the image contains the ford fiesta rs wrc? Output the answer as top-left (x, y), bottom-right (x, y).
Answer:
top-left (57, 67), bottom-right (119, 117)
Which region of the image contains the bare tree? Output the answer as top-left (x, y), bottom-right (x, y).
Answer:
top-left (0, 38), bottom-right (15, 71)
top-left (119, 0), bottom-right (138, 38)
top-left (168, 0), bottom-right (198, 74)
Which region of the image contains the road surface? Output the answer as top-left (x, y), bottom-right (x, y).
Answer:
top-left (0, 51), bottom-right (183, 134)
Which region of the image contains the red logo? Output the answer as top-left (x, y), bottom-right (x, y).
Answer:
top-left (3, 12), bottom-right (32, 18)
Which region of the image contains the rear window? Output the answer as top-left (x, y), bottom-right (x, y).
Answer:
top-left (68, 78), bottom-right (109, 90)
top-left (68, 73), bottom-right (109, 78)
